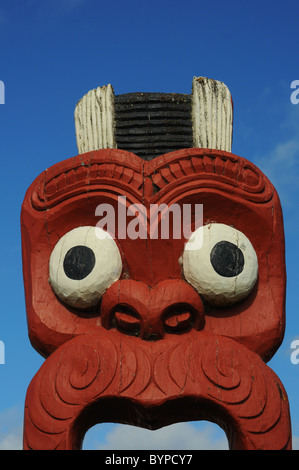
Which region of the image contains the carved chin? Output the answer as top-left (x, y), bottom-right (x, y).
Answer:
top-left (23, 330), bottom-right (291, 450)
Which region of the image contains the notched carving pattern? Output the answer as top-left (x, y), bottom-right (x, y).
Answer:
top-left (30, 149), bottom-right (273, 211)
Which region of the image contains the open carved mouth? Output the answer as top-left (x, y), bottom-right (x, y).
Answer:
top-left (23, 329), bottom-right (291, 450)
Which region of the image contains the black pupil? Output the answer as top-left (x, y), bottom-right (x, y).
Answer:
top-left (210, 241), bottom-right (244, 277)
top-left (63, 245), bottom-right (96, 280)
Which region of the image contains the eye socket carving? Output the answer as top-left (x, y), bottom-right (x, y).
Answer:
top-left (49, 226), bottom-right (122, 309)
top-left (182, 223), bottom-right (258, 307)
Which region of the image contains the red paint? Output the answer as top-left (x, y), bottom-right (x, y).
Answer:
top-left (21, 148), bottom-right (291, 450)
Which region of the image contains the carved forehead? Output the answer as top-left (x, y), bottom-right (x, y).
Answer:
top-left (25, 148), bottom-right (274, 213)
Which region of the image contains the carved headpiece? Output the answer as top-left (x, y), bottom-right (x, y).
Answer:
top-left (74, 77), bottom-right (233, 157)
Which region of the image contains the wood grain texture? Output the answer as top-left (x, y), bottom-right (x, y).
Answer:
top-left (73, 77), bottom-right (233, 157)
top-left (74, 84), bottom-right (116, 154)
top-left (192, 77), bottom-right (233, 152)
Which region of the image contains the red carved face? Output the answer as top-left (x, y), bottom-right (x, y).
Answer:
top-left (21, 148), bottom-right (286, 362)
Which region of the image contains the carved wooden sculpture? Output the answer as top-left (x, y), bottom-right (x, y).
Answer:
top-left (21, 77), bottom-right (292, 450)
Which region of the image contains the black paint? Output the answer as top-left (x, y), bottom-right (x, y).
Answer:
top-left (115, 92), bottom-right (193, 160)
top-left (210, 241), bottom-right (244, 277)
top-left (63, 245), bottom-right (96, 280)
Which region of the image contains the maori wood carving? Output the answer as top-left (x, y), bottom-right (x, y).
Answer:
top-left (21, 78), bottom-right (292, 450)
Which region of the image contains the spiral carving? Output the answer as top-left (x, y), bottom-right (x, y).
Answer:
top-left (161, 335), bottom-right (291, 449)
top-left (24, 332), bottom-right (291, 450)
top-left (200, 338), bottom-right (256, 404)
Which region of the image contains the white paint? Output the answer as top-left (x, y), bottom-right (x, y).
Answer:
top-left (49, 226), bottom-right (122, 309)
top-left (182, 223), bottom-right (258, 306)
top-left (191, 77), bottom-right (233, 152)
top-left (74, 84), bottom-right (116, 154)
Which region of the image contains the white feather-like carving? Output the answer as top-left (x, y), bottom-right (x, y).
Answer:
top-left (191, 77), bottom-right (233, 152)
top-left (74, 84), bottom-right (116, 154)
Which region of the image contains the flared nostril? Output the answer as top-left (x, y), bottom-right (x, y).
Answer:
top-left (112, 305), bottom-right (141, 336)
top-left (163, 304), bottom-right (204, 334)
top-left (164, 310), bottom-right (192, 332)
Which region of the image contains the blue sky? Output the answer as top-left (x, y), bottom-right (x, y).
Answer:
top-left (0, 0), bottom-right (299, 450)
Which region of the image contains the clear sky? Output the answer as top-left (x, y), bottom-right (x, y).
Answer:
top-left (0, 0), bottom-right (298, 450)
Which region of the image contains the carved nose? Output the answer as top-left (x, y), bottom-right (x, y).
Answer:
top-left (100, 279), bottom-right (205, 340)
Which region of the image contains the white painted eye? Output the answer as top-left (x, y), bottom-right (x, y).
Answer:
top-left (182, 223), bottom-right (258, 306)
top-left (49, 226), bottom-right (122, 309)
